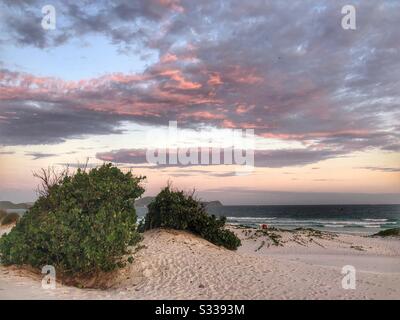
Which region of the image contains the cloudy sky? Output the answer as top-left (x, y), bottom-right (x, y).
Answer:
top-left (0, 0), bottom-right (399, 204)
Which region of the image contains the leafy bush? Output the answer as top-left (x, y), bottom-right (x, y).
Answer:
top-left (1, 212), bottom-right (20, 226)
top-left (142, 186), bottom-right (241, 250)
top-left (0, 164), bottom-right (145, 276)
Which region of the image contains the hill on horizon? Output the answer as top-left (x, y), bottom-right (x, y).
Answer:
top-left (0, 201), bottom-right (33, 210)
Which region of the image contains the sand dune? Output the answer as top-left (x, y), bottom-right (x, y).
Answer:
top-left (0, 226), bottom-right (399, 299)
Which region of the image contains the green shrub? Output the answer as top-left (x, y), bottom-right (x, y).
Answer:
top-left (0, 164), bottom-right (145, 275)
top-left (142, 186), bottom-right (241, 250)
top-left (1, 212), bottom-right (20, 226)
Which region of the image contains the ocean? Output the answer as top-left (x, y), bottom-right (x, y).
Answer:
top-left (206, 204), bottom-right (400, 235)
top-left (3, 209), bottom-right (27, 216)
top-left (12, 205), bottom-right (400, 235)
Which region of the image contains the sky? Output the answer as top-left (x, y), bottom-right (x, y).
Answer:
top-left (0, 0), bottom-right (399, 204)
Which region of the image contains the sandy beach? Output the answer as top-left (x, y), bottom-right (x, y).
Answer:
top-left (1, 224), bottom-right (399, 300)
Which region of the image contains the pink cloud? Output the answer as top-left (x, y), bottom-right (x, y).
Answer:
top-left (160, 53), bottom-right (178, 64)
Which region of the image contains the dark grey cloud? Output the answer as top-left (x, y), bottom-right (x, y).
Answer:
top-left (56, 162), bottom-right (101, 169)
top-left (383, 144), bottom-right (400, 152)
top-left (163, 169), bottom-right (238, 177)
top-left (25, 152), bottom-right (57, 160)
top-left (96, 149), bottom-right (148, 164)
top-left (253, 149), bottom-right (346, 168)
top-left (2, 0), bottom-right (36, 7)
top-left (7, 11), bottom-right (48, 48)
top-left (95, 148), bottom-right (346, 168)
top-left (359, 166), bottom-right (400, 173)
top-left (0, 0), bottom-right (179, 49)
top-left (0, 97), bottom-right (129, 146)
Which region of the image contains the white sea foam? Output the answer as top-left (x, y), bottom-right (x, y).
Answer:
top-left (227, 217), bottom-right (276, 220)
top-left (226, 216), bottom-right (398, 229)
top-left (324, 224), bottom-right (345, 228)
